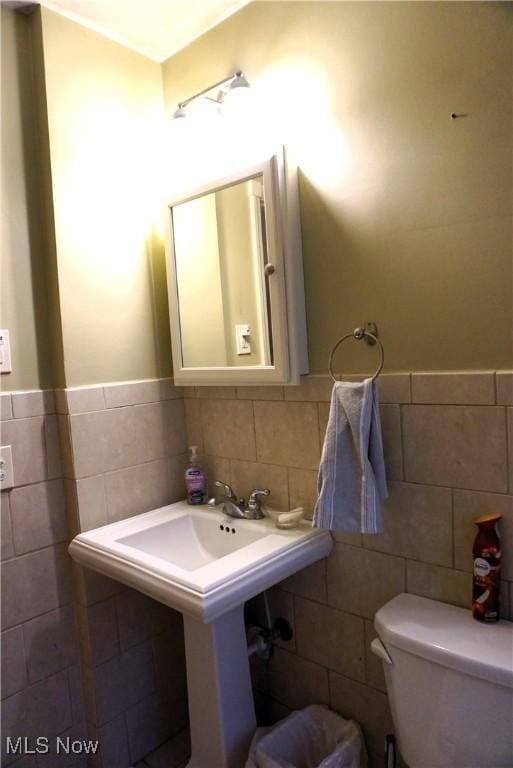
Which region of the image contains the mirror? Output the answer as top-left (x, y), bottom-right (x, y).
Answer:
top-left (172, 175), bottom-right (272, 368)
top-left (164, 149), bottom-right (308, 386)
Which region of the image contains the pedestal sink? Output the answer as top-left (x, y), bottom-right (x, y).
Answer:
top-left (69, 501), bottom-right (332, 768)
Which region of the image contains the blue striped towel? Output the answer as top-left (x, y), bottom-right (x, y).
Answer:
top-left (313, 378), bottom-right (388, 533)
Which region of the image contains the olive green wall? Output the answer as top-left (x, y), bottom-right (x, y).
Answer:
top-left (1, 7), bottom-right (64, 390)
top-left (1, 6), bottom-right (172, 389)
top-left (216, 182), bottom-right (266, 366)
top-left (174, 193), bottom-right (228, 366)
top-left (162, 1), bottom-right (513, 373)
top-left (2, 2), bottom-right (511, 390)
top-left (39, 7), bottom-right (171, 387)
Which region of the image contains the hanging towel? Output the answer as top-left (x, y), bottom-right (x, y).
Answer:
top-left (313, 378), bottom-right (388, 533)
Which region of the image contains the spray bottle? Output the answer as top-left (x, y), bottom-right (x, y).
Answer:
top-left (472, 512), bottom-right (502, 623)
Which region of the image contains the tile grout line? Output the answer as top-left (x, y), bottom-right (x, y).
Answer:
top-left (505, 406), bottom-right (511, 495)
top-left (250, 397), bottom-right (258, 463)
top-left (285, 464), bottom-right (291, 512)
top-left (398, 403), bottom-right (406, 481)
top-left (450, 488), bottom-right (456, 570)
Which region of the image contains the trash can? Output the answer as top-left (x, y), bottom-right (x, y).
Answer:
top-left (246, 704), bottom-right (367, 768)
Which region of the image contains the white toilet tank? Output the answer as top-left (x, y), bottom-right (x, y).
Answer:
top-left (373, 593), bottom-right (513, 768)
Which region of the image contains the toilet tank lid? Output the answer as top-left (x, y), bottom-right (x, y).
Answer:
top-left (375, 594), bottom-right (513, 689)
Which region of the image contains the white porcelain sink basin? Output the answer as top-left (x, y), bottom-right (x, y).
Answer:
top-left (69, 500), bottom-right (331, 622)
top-left (69, 500), bottom-right (332, 768)
top-left (118, 512), bottom-right (264, 570)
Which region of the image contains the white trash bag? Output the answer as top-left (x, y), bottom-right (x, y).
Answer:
top-left (246, 705), bottom-right (368, 768)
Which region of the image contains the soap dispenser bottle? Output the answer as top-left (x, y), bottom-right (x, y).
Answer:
top-left (472, 512), bottom-right (502, 623)
top-left (185, 446), bottom-right (207, 505)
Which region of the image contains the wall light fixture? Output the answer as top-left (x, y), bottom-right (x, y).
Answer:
top-left (172, 70), bottom-right (250, 119)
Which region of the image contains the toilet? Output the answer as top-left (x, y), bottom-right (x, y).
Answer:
top-left (371, 593), bottom-right (513, 768)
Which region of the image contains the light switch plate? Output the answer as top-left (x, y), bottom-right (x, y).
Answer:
top-left (0, 445), bottom-right (14, 490)
top-left (235, 324), bottom-right (251, 355)
top-left (0, 330), bottom-right (12, 373)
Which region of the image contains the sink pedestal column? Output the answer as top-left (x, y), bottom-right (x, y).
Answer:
top-left (183, 605), bottom-right (257, 768)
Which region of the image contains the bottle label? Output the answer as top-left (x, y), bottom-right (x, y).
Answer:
top-left (473, 555), bottom-right (501, 623)
top-left (185, 467), bottom-right (206, 505)
top-left (474, 557), bottom-right (491, 578)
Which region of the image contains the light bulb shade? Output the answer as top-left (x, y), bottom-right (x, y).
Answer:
top-left (224, 88), bottom-right (251, 117)
top-left (230, 72), bottom-right (250, 91)
top-left (173, 106), bottom-right (187, 119)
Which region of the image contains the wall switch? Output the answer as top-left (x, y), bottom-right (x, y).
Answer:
top-left (235, 324), bottom-right (251, 355)
top-left (0, 445), bottom-right (14, 490)
top-left (0, 330), bottom-right (12, 373)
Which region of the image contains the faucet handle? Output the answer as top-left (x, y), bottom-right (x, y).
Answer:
top-left (247, 488), bottom-right (270, 511)
top-left (214, 480), bottom-right (237, 501)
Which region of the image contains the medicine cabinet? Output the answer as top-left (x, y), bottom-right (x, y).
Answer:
top-left (164, 147), bottom-right (308, 386)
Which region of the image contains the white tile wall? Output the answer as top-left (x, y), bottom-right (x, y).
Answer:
top-left (2, 371), bottom-right (512, 768)
top-left (1, 378), bottom-right (188, 768)
top-left (198, 370), bottom-right (513, 766)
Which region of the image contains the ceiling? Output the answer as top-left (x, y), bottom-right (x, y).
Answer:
top-left (36, 0), bottom-right (252, 62)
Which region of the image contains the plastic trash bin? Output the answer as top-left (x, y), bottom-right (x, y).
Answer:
top-left (246, 704), bottom-right (367, 768)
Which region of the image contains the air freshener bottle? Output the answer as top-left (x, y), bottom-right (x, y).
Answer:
top-left (185, 446), bottom-right (207, 505)
top-left (472, 512), bottom-right (502, 623)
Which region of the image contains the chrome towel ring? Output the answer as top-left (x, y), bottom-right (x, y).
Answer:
top-left (328, 323), bottom-right (385, 383)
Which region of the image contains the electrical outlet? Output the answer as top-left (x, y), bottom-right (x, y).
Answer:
top-left (0, 445), bottom-right (14, 490)
top-left (0, 330), bottom-right (12, 374)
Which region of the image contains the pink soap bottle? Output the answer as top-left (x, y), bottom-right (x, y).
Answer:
top-left (185, 446), bottom-right (207, 505)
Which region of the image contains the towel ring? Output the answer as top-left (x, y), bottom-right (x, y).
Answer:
top-left (328, 326), bottom-right (385, 383)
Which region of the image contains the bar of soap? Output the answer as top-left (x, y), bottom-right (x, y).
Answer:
top-left (276, 507), bottom-right (305, 529)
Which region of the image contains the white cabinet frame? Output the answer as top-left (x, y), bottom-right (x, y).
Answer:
top-left (164, 147), bottom-right (308, 386)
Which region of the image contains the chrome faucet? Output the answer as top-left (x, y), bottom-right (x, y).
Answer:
top-left (245, 489), bottom-right (271, 519)
top-left (208, 480), bottom-right (270, 520)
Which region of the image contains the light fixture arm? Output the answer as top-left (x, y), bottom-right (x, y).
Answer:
top-left (177, 70), bottom-right (245, 109)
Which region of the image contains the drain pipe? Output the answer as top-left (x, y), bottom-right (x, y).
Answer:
top-left (247, 631), bottom-right (271, 658)
top-left (247, 591), bottom-right (293, 658)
